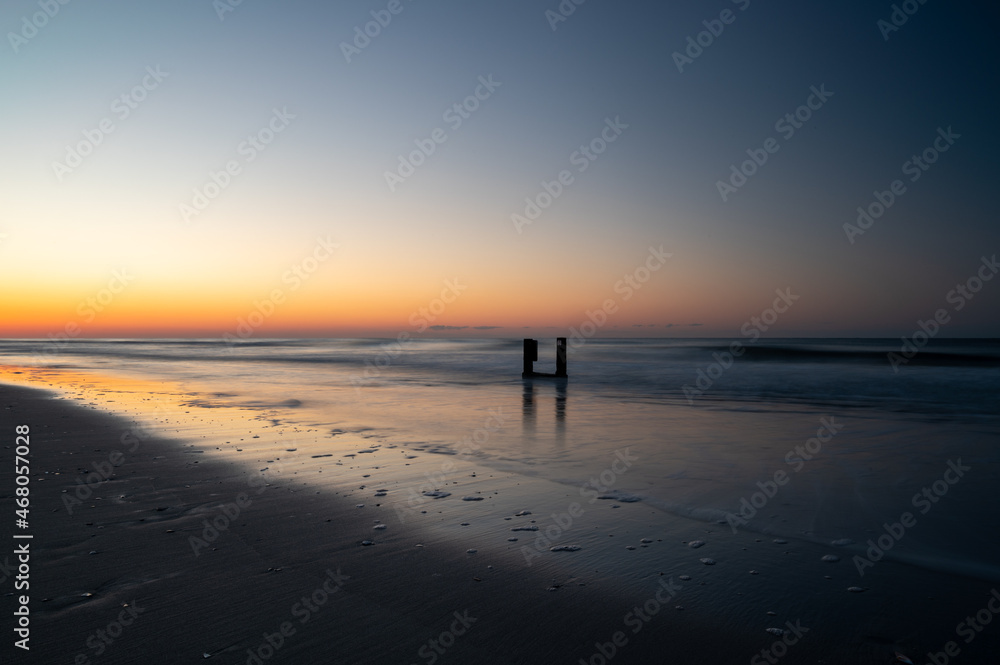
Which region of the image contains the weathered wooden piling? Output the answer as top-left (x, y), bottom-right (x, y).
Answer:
top-left (522, 338), bottom-right (568, 379)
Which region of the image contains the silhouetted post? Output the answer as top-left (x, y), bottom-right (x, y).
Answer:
top-left (522, 338), bottom-right (567, 379)
top-left (555, 337), bottom-right (567, 377)
top-left (522, 339), bottom-right (538, 378)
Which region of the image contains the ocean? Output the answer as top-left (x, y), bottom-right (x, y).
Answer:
top-left (2, 337), bottom-right (999, 583)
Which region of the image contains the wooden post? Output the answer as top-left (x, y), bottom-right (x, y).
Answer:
top-left (522, 339), bottom-right (538, 378)
top-left (555, 337), bottom-right (567, 377)
top-left (522, 338), bottom-right (567, 379)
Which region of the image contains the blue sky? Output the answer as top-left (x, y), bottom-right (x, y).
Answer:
top-left (1, 0), bottom-right (998, 337)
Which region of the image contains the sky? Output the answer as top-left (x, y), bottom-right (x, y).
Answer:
top-left (1, 0), bottom-right (998, 338)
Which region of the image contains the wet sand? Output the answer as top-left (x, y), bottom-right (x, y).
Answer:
top-left (2, 378), bottom-right (998, 664)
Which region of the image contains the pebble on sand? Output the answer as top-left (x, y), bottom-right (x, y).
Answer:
top-left (699, 558), bottom-right (716, 565)
top-left (678, 575), bottom-right (692, 581)
top-left (511, 526), bottom-right (539, 532)
top-left (550, 546), bottom-right (581, 552)
top-left (462, 496), bottom-right (485, 501)
top-left (847, 586), bottom-right (866, 593)
top-left (423, 491), bottom-right (451, 499)
top-left (821, 554), bottom-right (840, 562)
top-left (597, 491), bottom-right (642, 503)
top-left (688, 540), bottom-right (705, 549)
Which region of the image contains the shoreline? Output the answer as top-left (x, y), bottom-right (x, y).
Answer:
top-left (1, 381), bottom-right (734, 664)
top-left (2, 375), bottom-right (999, 664)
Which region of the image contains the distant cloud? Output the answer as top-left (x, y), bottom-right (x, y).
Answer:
top-left (424, 325), bottom-right (502, 331)
top-left (688, 323), bottom-right (703, 327)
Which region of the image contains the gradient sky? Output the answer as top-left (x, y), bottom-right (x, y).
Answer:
top-left (2, 0), bottom-right (998, 338)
